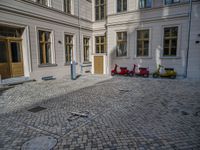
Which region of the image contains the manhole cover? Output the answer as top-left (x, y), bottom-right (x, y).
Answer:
top-left (21, 136), bottom-right (57, 150)
top-left (28, 106), bottom-right (46, 113)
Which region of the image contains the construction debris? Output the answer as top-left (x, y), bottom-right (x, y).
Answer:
top-left (67, 111), bottom-right (89, 121)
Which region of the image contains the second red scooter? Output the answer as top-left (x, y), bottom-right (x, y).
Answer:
top-left (111, 64), bottom-right (129, 76)
top-left (129, 64), bottom-right (149, 77)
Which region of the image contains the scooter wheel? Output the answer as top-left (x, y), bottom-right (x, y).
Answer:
top-left (170, 75), bottom-right (176, 79)
top-left (111, 72), bottom-right (115, 76)
top-left (129, 73), bottom-right (134, 77)
top-left (153, 73), bottom-right (159, 78)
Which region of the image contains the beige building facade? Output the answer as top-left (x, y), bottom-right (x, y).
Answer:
top-left (0, 0), bottom-right (199, 80)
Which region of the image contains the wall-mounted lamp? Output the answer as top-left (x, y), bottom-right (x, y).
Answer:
top-left (58, 40), bottom-right (62, 44)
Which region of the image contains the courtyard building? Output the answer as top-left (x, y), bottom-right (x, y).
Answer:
top-left (0, 0), bottom-right (199, 80)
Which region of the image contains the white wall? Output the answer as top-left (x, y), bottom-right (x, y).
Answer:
top-left (187, 2), bottom-right (200, 80)
top-left (0, 0), bottom-right (93, 80)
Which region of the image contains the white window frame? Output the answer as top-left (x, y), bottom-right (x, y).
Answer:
top-left (63, 0), bottom-right (73, 14)
top-left (116, 31), bottom-right (128, 57)
top-left (161, 24), bottom-right (181, 59)
top-left (82, 35), bottom-right (91, 63)
top-left (138, 0), bottom-right (153, 9)
top-left (116, 0), bottom-right (128, 13)
top-left (63, 32), bottom-right (76, 64)
top-left (36, 27), bottom-right (55, 65)
top-left (163, 0), bottom-right (180, 6)
top-left (114, 29), bottom-right (129, 59)
top-left (134, 27), bottom-right (152, 59)
top-left (34, 0), bottom-right (51, 7)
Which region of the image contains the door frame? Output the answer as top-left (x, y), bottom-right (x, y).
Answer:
top-left (0, 37), bottom-right (24, 78)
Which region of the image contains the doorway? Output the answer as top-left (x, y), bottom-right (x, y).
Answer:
top-left (94, 56), bottom-right (104, 74)
top-left (0, 38), bottom-right (24, 79)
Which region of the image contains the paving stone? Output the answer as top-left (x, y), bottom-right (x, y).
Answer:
top-left (0, 76), bottom-right (200, 149)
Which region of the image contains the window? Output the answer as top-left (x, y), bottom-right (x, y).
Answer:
top-left (0, 26), bottom-right (23, 38)
top-left (83, 37), bottom-right (90, 62)
top-left (36, 0), bottom-right (48, 6)
top-left (95, 0), bottom-right (106, 21)
top-left (139, 0), bottom-right (152, 9)
top-left (163, 27), bottom-right (178, 56)
top-left (64, 0), bottom-right (71, 14)
top-left (0, 41), bottom-right (7, 63)
top-left (117, 0), bottom-right (127, 12)
top-left (95, 36), bottom-right (106, 53)
top-left (116, 32), bottom-right (127, 57)
top-left (165, 0), bottom-right (180, 5)
top-left (38, 30), bottom-right (52, 64)
top-left (137, 29), bottom-right (149, 57)
top-left (65, 35), bottom-right (73, 63)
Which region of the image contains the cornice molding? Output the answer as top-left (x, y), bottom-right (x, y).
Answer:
top-left (0, 4), bottom-right (93, 31)
top-left (106, 13), bottom-right (189, 27)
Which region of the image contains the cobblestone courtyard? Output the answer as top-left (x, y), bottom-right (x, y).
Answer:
top-left (0, 76), bottom-right (200, 150)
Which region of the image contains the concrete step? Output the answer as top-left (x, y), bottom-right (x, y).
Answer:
top-left (0, 77), bottom-right (35, 86)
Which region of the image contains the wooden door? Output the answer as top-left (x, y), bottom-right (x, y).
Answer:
top-left (9, 40), bottom-right (24, 77)
top-left (94, 56), bottom-right (104, 74)
top-left (0, 39), bottom-right (10, 79)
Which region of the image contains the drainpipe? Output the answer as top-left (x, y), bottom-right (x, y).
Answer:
top-left (78, 0), bottom-right (82, 73)
top-left (185, 0), bottom-right (192, 78)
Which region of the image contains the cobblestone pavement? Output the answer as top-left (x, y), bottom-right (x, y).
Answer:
top-left (0, 76), bottom-right (200, 150)
top-left (0, 75), bottom-right (111, 114)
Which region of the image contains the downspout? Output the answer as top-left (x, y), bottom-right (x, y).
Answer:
top-left (185, 0), bottom-right (192, 78)
top-left (105, 1), bottom-right (108, 75)
top-left (78, 0), bottom-right (82, 73)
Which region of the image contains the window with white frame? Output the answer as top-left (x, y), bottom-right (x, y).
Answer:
top-left (116, 32), bottom-right (127, 57)
top-left (165, 0), bottom-right (180, 5)
top-left (139, 0), bottom-right (152, 9)
top-left (36, 0), bottom-right (48, 6)
top-left (65, 34), bottom-right (73, 63)
top-left (38, 30), bottom-right (52, 64)
top-left (95, 36), bottom-right (106, 53)
top-left (95, 0), bottom-right (106, 21)
top-left (83, 37), bottom-right (90, 62)
top-left (163, 27), bottom-right (178, 56)
top-left (63, 0), bottom-right (71, 14)
top-left (117, 0), bottom-right (127, 13)
top-left (137, 29), bottom-right (149, 57)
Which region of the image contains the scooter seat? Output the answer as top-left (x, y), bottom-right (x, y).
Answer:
top-left (165, 68), bottom-right (174, 71)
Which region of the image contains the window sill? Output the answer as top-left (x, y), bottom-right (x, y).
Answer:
top-left (160, 56), bottom-right (181, 59)
top-left (38, 64), bottom-right (57, 68)
top-left (164, 2), bottom-right (180, 6)
top-left (81, 62), bottom-right (92, 67)
top-left (64, 62), bottom-right (78, 66)
top-left (139, 7), bottom-right (152, 10)
top-left (134, 56), bottom-right (152, 59)
top-left (64, 62), bottom-right (71, 66)
top-left (116, 10), bottom-right (127, 14)
top-left (94, 19), bottom-right (106, 23)
top-left (83, 61), bottom-right (92, 64)
top-left (115, 56), bottom-right (130, 59)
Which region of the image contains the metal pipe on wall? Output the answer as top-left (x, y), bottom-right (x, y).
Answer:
top-left (185, 0), bottom-right (192, 78)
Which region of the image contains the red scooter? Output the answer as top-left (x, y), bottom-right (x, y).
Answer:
top-left (111, 64), bottom-right (129, 76)
top-left (129, 64), bottom-right (149, 77)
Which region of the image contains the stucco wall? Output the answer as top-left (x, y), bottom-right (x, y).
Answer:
top-left (187, 2), bottom-right (200, 80)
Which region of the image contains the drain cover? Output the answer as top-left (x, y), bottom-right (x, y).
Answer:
top-left (28, 106), bottom-right (46, 113)
top-left (21, 136), bottom-right (57, 150)
top-left (119, 89), bottom-right (131, 92)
